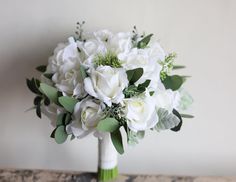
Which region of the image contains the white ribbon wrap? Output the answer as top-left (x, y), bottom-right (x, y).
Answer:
top-left (98, 133), bottom-right (117, 169)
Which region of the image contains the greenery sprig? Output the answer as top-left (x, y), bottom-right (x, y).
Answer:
top-left (75, 21), bottom-right (86, 42)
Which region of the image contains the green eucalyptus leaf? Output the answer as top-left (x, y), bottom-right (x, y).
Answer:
top-left (97, 117), bottom-right (120, 132)
top-left (173, 65), bottom-right (186, 70)
top-left (36, 65), bottom-right (47, 72)
top-left (55, 125), bottom-right (68, 144)
top-left (26, 78), bottom-right (41, 95)
top-left (149, 91), bottom-right (155, 96)
top-left (155, 108), bottom-right (181, 131)
top-left (127, 130), bottom-right (145, 146)
top-left (36, 104), bottom-right (41, 118)
top-left (137, 131), bottom-right (145, 139)
top-left (111, 129), bottom-right (124, 154)
top-left (162, 75), bottom-right (183, 91)
top-left (40, 83), bottom-right (58, 103)
top-left (137, 79), bottom-right (151, 91)
top-left (34, 96), bottom-right (42, 106)
top-left (43, 73), bottom-right (53, 79)
top-left (34, 79), bottom-right (40, 88)
top-left (171, 109), bottom-right (183, 132)
top-left (26, 79), bottom-right (36, 94)
top-left (126, 68), bottom-right (143, 84)
top-left (44, 97), bottom-right (50, 106)
top-left (64, 113), bottom-right (72, 125)
top-left (137, 34), bottom-right (153, 49)
top-left (127, 130), bottom-right (139, 146)
top-left (50, 128), bottom-right (57, 138)
top-left (180, 114), bottom-right (194, 118)
top-left (58, 96), bottom-right (78, 113)
top-left (56, 113), bottom-right (65, 126)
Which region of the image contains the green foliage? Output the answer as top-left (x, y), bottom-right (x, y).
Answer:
top-left (155, 108), bottom-right (181, 131)
top-left (58, 96), bottom-right (78, 113)
top-left (64, 113), bottom-right (72, 125)
top-left (126, 68), bottom-right (143, 84)
top-left (26, 78), bottom-right (42, 95)
top-left (34, 96), bottom-right (42, 118)
top-left (149, 91), bottom-right (155, 96)
top-left (180, 114), bottom-right (194, 118)
top-left (40, 83), bottom-right (59, 103)
top-left (111, 129), bottom-right (124, 154)
top-left (127, 130), bottom-right (145, 146)
top-left (54, 125), bottom-right (68, 144)
top-left (34, 96), bottom-right (42, 106)
top-left (160, 53), bottom-right (177, 80)
top-left (162, 75), bottom-right (184, 91)
top-left (97, 117), bottom-right (120, 132)
top-left (43, 97), bottom-right (50, 106)
top-left (36, 65), bottom-right (47, 72)
top-left (50, 128), bottom-right (57, 138)
top-left (171, 109), bottom-right (183, 132)
top-left (123, 79), bottom-right (150, 98)
top-left (173, 65), bottom-right (186, 70)
top-left (57, 113), bottom-right (72, 126)
top-left (94, 52), bottom-right (122, 68)
top-left (104, 104), bottom-right (127, 125)
top-left (36, 104), bottom-right (41, 118)
top-left (123, 85), bottom-right (139, 98)
top-left (137, 34), bottom-right (153, 49)
top-left (56, 113), bottom-right (65, 126)
top-left (43, 73), bottom-right (53, 79)
top-left (137, 79), bottom-right (150, 91)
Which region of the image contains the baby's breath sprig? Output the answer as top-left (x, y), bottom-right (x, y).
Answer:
top-left (94, 51), bottom-right (122, 68)
top-left (160, 52), bottom-right (177, 80)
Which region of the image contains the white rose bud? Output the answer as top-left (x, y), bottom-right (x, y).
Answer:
top-left (84, 66), bottom-right (128, 106)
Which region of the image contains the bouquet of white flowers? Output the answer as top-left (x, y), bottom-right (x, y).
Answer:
top-left (26, 22), bottom-right (193, 182)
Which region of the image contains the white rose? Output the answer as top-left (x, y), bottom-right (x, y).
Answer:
top-left (124, 96), bottom-right (158, 132)
top-left (94, 29), bottom-right (113, 43)
top-left (66, 98), bottom-right (105, 138)
top-left (77, 38), bottom-right (107, 67)
top-left (47, 38), bottom-right (80, 74)
top-left (78, 39), bottom-right (107, 56)
top-left (109, 32), bottom-right (132, 54)
top-left (84, 66), bottom-right (128, 106)
top-left (147, 41), bottom-right (166, 62)
top-left (52, 68), bottom-right (86, 98)
top-left (118, 48), bottom-right (162, 89)
top-left (45, 38), bottom-right (86, 98)
top-left (154, 88), bottom-right (180, 113)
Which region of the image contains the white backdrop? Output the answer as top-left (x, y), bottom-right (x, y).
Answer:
top-left (0, 0), bottom-right (236, 176)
